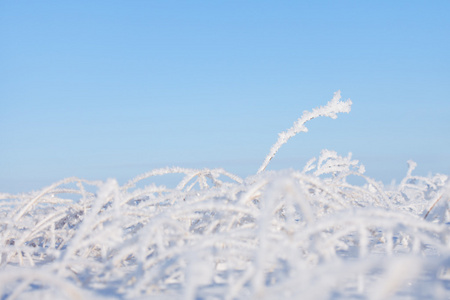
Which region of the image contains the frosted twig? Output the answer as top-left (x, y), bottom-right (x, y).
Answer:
top-left (257, 90), bottom-right (352, 174)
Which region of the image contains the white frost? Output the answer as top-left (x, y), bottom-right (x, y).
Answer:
top-left (0, 91), bottom-right (448, 299)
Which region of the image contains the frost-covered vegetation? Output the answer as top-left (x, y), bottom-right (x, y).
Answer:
top-left (1, 92), bottom-right (449, 299)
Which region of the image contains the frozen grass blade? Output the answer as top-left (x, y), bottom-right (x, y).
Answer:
top-left (257, 90), bottom-right (352, 174)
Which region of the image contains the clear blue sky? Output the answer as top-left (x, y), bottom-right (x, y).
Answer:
top-left (1, 1), bottom-right (449, 193)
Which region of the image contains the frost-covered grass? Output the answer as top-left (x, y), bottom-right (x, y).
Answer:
top-left (1, 92), bottom-right (449, 299)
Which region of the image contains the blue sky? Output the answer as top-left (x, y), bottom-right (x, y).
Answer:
top-left (1, 1), bottom-right (449, 193)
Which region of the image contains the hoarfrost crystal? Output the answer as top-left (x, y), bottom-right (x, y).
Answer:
top-left (0, 91), bottom-right (448, 299)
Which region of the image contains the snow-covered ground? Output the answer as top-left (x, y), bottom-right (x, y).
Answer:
top-left (1, 92), bottom-right (449, 299)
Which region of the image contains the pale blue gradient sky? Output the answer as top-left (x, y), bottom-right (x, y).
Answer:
top-left (1, 1), bottom-right (449, 193)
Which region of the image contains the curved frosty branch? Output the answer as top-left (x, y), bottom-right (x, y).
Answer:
top-left (257, 90), bottom-right (352, 174)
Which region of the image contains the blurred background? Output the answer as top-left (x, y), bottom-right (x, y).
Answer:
top-left (1, 1), bottom-right (449, 193)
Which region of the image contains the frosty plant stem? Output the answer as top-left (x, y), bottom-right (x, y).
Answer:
top-left (257, 90), bottom-right (352, 174)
